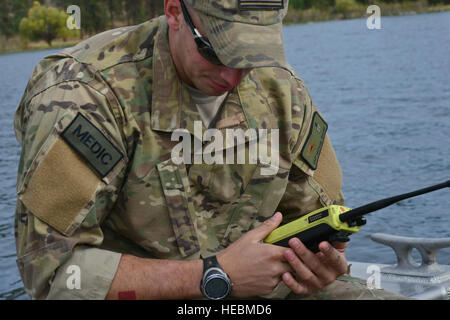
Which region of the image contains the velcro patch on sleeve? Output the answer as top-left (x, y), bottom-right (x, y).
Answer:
top-left (238, 0), bottom-right (284, 10)
top-left (300, 112), bottom-right (328, 170)
top-left (61, 113), bottom-right (123, 179)
top-left (20, 138), bottom-right (101, 236)
top-left (312, 135), bottom-right (343, 202)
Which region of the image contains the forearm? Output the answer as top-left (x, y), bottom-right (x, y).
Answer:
top-left (106, 254), bottom-right (203, 300)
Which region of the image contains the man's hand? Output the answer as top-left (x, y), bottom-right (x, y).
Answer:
top-left (282, 238), bottom-right (348, 295)
top-left (217, 212), bottom-right (348, 298)
top-left (217, 212), bottom-right (293, 297)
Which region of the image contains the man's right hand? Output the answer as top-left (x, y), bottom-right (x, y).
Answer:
top-left (217, 212), bottom-right (292, 297)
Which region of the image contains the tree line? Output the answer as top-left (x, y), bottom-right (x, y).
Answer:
top-left (1, 0), bottom-right (449, 41)
top-left (290, 0), bottom-right (449, 9)
top-left (0, 0), bottom-right (165, 39)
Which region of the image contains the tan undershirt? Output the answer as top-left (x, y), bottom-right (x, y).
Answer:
top-left (183, 83), bottom-right (228, 129)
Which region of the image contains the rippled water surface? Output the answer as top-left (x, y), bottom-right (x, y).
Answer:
top-left (1, 11), bottom-right (449, 299)
top-left (283, 11), bottom-right (450, 265)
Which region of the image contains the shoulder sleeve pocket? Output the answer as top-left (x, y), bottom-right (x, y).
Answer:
top-left (292, 108), bottom-right (327, 177)
top-left (311, 134), bottom-right (344, 205)
top-left (18, 112), bottom-right (126, 237)
top-left (292, 107), bottom-right (344, 205)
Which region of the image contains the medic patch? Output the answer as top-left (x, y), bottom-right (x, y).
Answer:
top-left (61, 113), bottom-right (123, 178)
top-left (238, 0), bottom-right (284, 10)
top-left (300, 112), bottom-right (328, 170)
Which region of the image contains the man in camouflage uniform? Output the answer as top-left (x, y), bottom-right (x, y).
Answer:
top-left (14, 0), bottom-right (406, 300)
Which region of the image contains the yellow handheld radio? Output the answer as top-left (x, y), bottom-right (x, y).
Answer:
top-left (264, 180), bottom-right (450, 252)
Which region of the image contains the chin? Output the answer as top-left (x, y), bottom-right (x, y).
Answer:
top-left (192, 76), bottom-right (230, 96)
top-left (197, 85), bottom-right (226, 97)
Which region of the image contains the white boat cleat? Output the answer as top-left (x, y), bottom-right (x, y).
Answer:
top-left (348, 233), bottom-right (450, 300)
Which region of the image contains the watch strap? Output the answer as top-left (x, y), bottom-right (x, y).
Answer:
top-left (203, 255), bottom-right (221, 272)
top-left (201, 255), bottom-right (232, 300)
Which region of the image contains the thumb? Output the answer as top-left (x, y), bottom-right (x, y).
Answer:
top-left (250, 212), bottom-right (283, 242)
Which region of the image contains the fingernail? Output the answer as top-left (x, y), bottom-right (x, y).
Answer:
top-left (290, 238), bottom-right (301, 249)
top-left (271, 212), bottom-right (281, 220)
top-left (286, 250), bottom-right (295, 261)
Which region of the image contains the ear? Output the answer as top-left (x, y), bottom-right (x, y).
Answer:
top-left (165, 0), bottom-right (182, 31)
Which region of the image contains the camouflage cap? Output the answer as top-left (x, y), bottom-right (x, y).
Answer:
top-left (184, 0), bottom-right (288, 69)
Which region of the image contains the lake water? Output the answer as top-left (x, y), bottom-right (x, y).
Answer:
top-left (1, 11), bottom-right (449, 300)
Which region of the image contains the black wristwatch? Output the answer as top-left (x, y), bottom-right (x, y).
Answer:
top-left (200, 255), bottom-right (232, 300)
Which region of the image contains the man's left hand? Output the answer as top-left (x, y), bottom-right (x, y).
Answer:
top-left (282, 238), bottom-right (348, 295)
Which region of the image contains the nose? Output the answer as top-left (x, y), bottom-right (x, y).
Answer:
top-left (219, 67), bottom-right (245, 88)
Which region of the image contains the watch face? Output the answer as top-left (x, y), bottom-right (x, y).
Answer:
top-left (205, 277), bottom-right (229, 299)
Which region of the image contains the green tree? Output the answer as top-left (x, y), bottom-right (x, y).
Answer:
top-left (289, 0), bottom-right (314, 9)
top-left (335, 0), bottom-right (359, 17)
top-left (77, 0), bottom-right (109, 34)
top-left (145, 0), bottom-right (165, 19)
top-left (19, 1), bottom-right (78, 46)
top-left (0, 0), bottom-right (34, 38)
top-left (106, 0), bottom-right (122, 28)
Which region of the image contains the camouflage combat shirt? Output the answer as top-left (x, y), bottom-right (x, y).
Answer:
top-left (14, 16), bottom-right (344, 300)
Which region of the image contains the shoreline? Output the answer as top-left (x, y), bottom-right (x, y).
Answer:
top-left (0, 39), bottom-right (83, 56)
top-left (284, 3), bottom-right (450, 25)
top-left (1, 6), bottom-right (449, 56)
